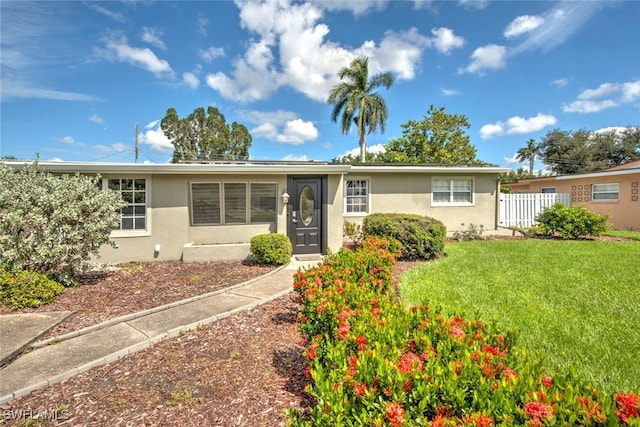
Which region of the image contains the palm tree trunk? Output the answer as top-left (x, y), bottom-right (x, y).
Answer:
top-left (359, 133), bottom-right (366, 163)
top-left (529, 157), bottom-right (534, 174)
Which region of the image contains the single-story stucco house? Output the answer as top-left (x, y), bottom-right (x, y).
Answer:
top-left (6, 160), bottom-right (510, 263)
top-left (507, 160), bottom-right (640, 230)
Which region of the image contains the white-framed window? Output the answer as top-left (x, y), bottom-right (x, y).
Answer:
top-left (432, 177), bottom-right (474, 206)
top-left (344, 178), bottom-right (370, 214)
top-left (541, 187), bottom-right (556, 194)
top-left (592, 183), bottom-right (619, 201)
top-left (107, 178), bottom-right (148, 231)
top-left (190, 182), bottom-right (277, 226)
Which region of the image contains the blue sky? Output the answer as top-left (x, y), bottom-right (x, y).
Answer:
top-left (1, 0), bottom-right (638, 170)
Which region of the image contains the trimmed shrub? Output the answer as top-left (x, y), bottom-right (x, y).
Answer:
top-left (249, 233), bottom-right (292, 265)
top-left (536, 203), bottom-right (610, 239)
top-left (363, 213), bottom-right (446, 260)
top-left (0, 161), bottom-right (125, 285)
top-left (0, 268), bottom-right (65, 310)
top-left (288, 238), bottom-right (640, 426)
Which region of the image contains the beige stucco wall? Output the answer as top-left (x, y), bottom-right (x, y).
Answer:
top-left (98, 172), bottom-right (347, 264)
top-left (98, 173), bottom-right (289, 263)
top-left (326, 174), bottom-right (345, 254)
top-left (343, 172), bottom-right (501, 234)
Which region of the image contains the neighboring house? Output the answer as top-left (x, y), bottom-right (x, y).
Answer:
top-left (6, 161), bottom-right (509, 263)
top-left (507, 160), bottom-right (640, 230)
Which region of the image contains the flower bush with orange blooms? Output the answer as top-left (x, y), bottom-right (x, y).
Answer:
top-left (287, 236), bottom-right (640, 426)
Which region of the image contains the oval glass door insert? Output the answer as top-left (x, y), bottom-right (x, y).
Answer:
top-left (300, 185), bottom-right (315, 226)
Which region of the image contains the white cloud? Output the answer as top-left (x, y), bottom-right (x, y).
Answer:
top-left (87, 4), bottom-right (125, 23)
top-left (341, 143), bottom-right (386, 158)
top-left (0, 78), bottom-right (98, 101)
top-left (503, 153), bottom-right (520, 166)
top-left (206, 0), bottom-right (428, 103)
top-left (563, 79), bottom-right (640, 113)
top-left (551, 78), bottom-right (569, 88)
top-left (96, 34), bottom-right (174, 78)
top-left (94, 143), bottom-right (130, 153)
top-left (429, 27), bottom-right (465, 54)
top-left (198, 14), bottom-right (209, 37)
top-left (318, 0), bottom-right (388, 16)
top-left (510, 3), bottom-right (602, 55)
top-left (282, 154), bottom-right (310, 161)
top-left (182, 72), bottom-right (200, 89)
top-left (198, 46), bottom-right (225, 63)
top-left (89, 114), bottom-right (103, 124)
top-left (440, 87), bottom-right (460, 96)
top-left (139, 121), bottom-right (173, 152)
top-left (459, 44), bottom-right (507, 75)
top-left (54, 136), bottom-right (86, 146)
top-left (505, 114), bottom-right (557, 135)
top-left (504, 15), bottom-right (544, 38)
top-left (458, 0), bottom-right (489, 10)
top-left (479, 113), bottom-right (557, 139)
top-left (141, 27), bottom-right (167, 50)
top-left (252, 118), bottom-right (318, 145)
top-left (479, 123), bottom-right (504, 140)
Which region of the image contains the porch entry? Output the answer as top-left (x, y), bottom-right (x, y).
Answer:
top-left (287, 176), bottom-right (327, 255)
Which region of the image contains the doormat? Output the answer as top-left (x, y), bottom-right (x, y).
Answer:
top-left (295, 255), bottom-right (324, 261)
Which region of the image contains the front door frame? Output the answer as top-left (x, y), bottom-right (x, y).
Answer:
top-left (286, 175), bottom-right (328, 255)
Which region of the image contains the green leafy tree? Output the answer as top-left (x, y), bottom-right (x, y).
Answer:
top-left (590, 126), bottom-right (640, 169)
top-left (0, 161), bottom-right (125, 285)
top-left (377, 105), bottom-right (479, 164)
top-left (327, 56), bottom-right (394, 163)
top-left (515, 138), bottom-right (540, 174)
top-left (160, 106), bottom-right (252, 163)
top-left (538, 129), bottom-right (594, 175)
top-left (331, 151), bottom-right (379, 164)
top-left (539, 127), bottom-right (639, 175)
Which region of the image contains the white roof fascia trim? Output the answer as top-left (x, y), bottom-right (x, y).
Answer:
top-left (556, 168), bottom-right (640, 180)
top-left (4, 161), bottom-right (351, 175)
top-left (349, 165), bottom-right (510, 174)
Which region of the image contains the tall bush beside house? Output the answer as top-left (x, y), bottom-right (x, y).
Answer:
top-left (0, 161), bottom-right (125, 285)
top-left (249, 233), bottom-right (292, 265)
top-left (536, 203), bottom-right (610, 239)
top-left (363, 213), bottom-right (446, 260)
top-left (288, 237), bottom-right (640, 426)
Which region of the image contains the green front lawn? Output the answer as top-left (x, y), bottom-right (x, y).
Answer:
top-left (604, 229), bottom-right (640, 241)
top-left (398, 239), bottom-right (640, 393)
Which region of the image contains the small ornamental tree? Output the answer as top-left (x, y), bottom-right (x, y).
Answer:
top-left (0, 161), bottom-right (125, 285)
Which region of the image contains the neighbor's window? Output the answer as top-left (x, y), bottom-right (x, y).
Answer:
top-left (108, 178), bottom-right (147, 230)
top-left (432, 178), bottom-right (473, 205)
top-left (541, 187), bottom-right (556, 194)
top-left (592, 183), bottom-right (619, 201)
top-left (190, 182), bottom-right (277, 225)
top-left (345, 179), bottom-right (369, 213)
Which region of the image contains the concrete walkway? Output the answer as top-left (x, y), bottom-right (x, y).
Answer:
top-left (0, 257), bottom-right (321, 404)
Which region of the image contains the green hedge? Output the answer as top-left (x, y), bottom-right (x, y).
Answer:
top-left (363, 213), bottom-right (446, 260)
top-left (536, 203), bottom-right (610, 239)
top-left (249, 233), bottom-right (292, 265)
top-left (0, 268), bottom-right (65, 310)
top-left (288, 237), bottom-right (640, 426)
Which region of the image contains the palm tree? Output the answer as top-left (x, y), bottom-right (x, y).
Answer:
top-left (516, 138), bottom-right (540, 175)
top-left (327, 56), bottom-right (394, 163)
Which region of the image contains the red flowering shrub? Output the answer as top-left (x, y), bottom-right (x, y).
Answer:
top-left (287, 237), bottom-right (639, 426)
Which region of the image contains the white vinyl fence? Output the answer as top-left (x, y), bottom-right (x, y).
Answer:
top-left (499, 193), bottom-right (570, 228)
